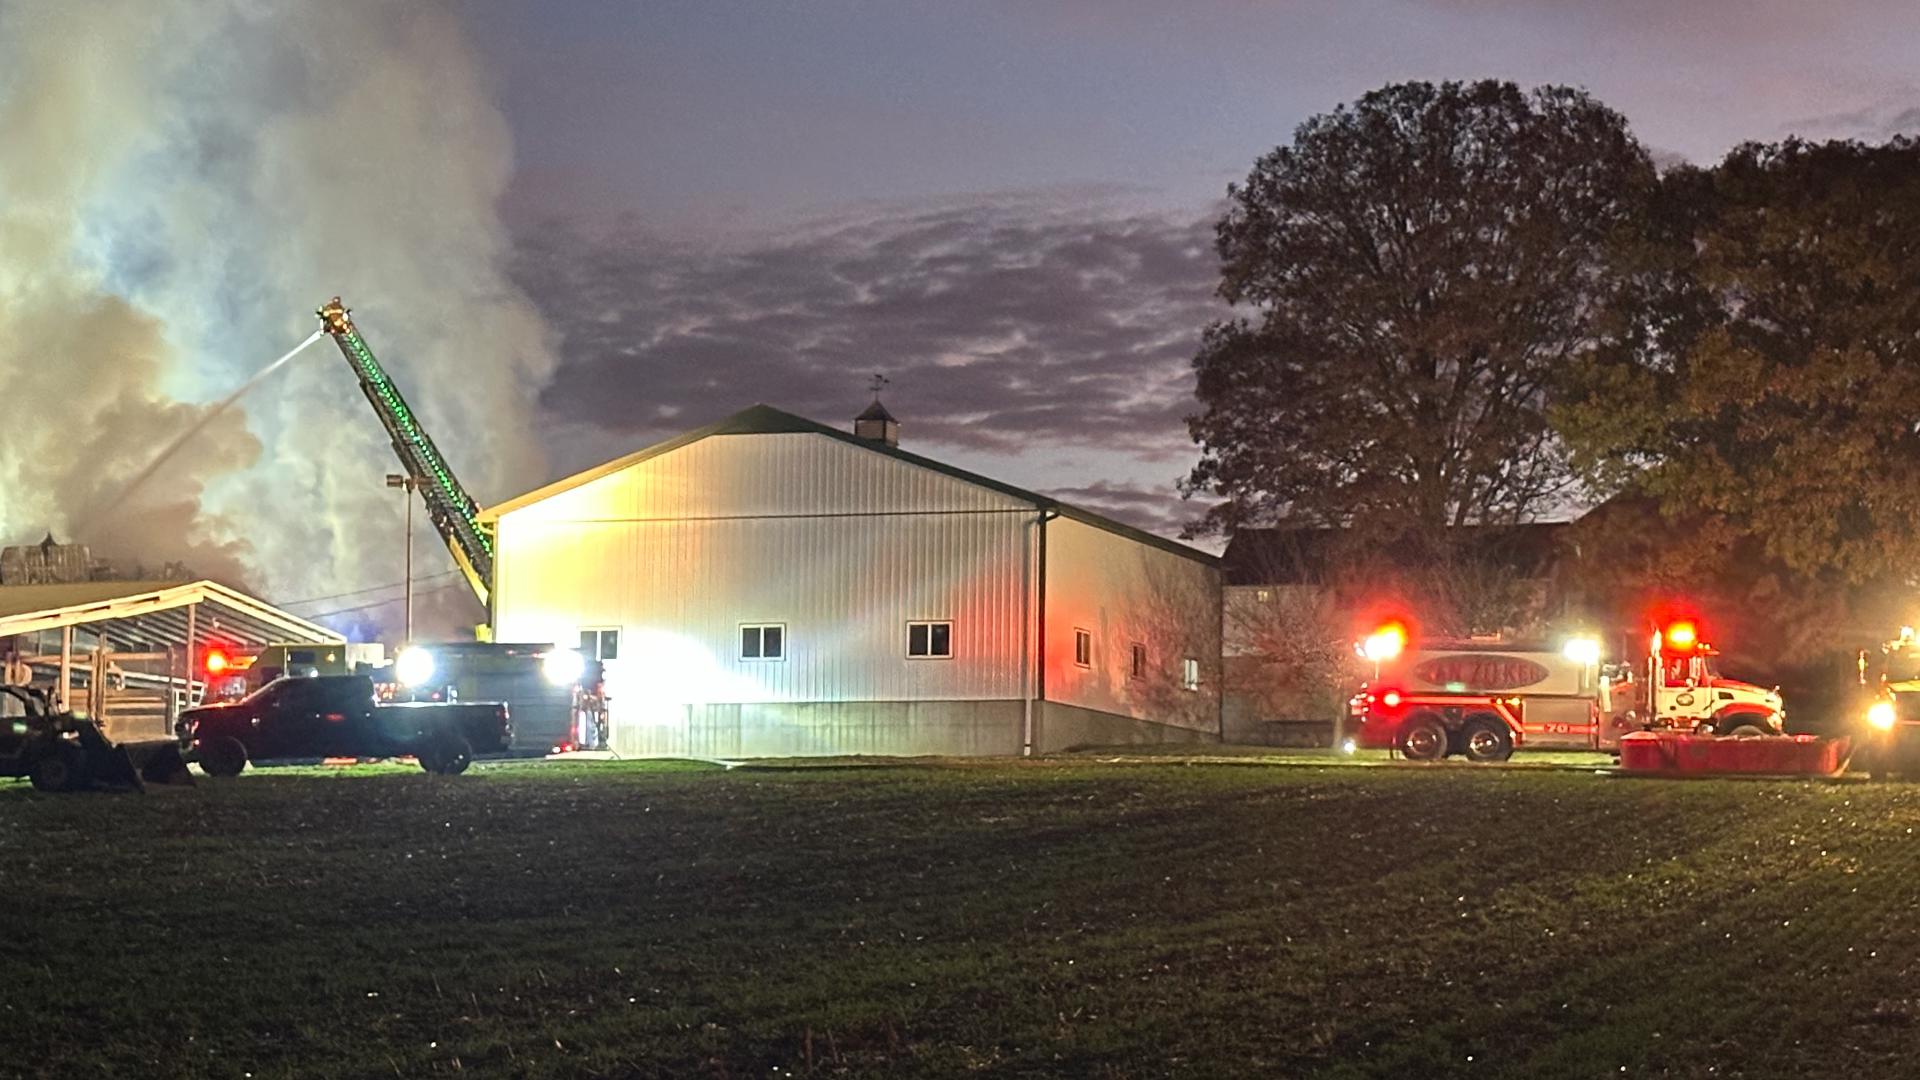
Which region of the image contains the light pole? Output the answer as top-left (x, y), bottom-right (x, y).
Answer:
top-left (386, 474), bottom-right (417, 643)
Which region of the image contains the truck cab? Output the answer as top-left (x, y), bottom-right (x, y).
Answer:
top-left (1646, 626), bottom-right (1783, 736)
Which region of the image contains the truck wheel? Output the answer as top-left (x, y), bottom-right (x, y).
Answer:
top-left (1399, 713), bottom-right (1448, 762)
top-left (1719, 717), bottom-right (1773, 738)
top-left (1460, 715), bottom-right (1514, 763)
top-left (198, 736), bottom-right (248, 778)
top-left (419, 735), bottom-right (473, 776)
top-left (29, 742), bottom-right (87, 792)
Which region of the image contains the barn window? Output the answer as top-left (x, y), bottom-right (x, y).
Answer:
top-left (1073, 629), bottom-right (1092, 668)
top-left (908, 621), bottom-right (952, 659)
top-left (1182, 658), bottom-right (1200, 691)
top-left (1130, 643), bottom-right (1147, 680)
top-left (741, 624), bottom-right (785, 661)
top-left (578, 628), bottom-right (621, 660)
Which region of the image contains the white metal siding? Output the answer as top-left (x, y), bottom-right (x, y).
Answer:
top-left (1042, 517), bottom-right (1222, 734)
top-left (493, 433), bottom-right (1036, 710)
top-left (508, 432), bottom-right (1031, 522)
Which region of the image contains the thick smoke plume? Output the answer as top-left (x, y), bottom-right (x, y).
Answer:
top-left (0, 1), bottom-right (552, 633)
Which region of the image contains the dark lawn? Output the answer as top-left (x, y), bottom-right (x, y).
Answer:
top-left (3, 757), bottom-right (1918, 1078)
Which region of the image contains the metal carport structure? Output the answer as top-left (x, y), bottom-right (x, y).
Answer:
top-left (0, 580), bottom-right (344, 741)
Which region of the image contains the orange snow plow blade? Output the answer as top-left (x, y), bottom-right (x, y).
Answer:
top-left (1617, 732), bottom-right (1850, 777)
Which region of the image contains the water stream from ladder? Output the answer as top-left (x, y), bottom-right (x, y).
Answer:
top-left (75, 328), bottom-right (328, 535)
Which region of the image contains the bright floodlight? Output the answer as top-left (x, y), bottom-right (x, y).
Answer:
top-left (1340, 738), bottom-right (1358, 755)
top-left (1362, 623), bottom-right (1407, 663)
top-left (1869, 701), bottom-right (1898, 731)
top-left (543, 646), bottom-right (586, 686)
top-left (395, 645), bottom-right (436, 688)
top-left (1562, 637), bottom-right (1602, 667)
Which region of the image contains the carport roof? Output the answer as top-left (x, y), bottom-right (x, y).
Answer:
top-left (0, 580), bottom-right (344, 647)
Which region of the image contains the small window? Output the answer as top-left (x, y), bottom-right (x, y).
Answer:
top-left (1130, 643), bottom-right (1147, 680)
top-left (1255, 589), bottom-right (1272, 603)
top-left (741, 624), bottom-right (785, 661)
top-left (1182, 658), bottom-right (1200, 691)
top-left (908, 621), bottom-right (953, 659)
top-left (1074, 629), bottom-right (1092, 668)
top-left (578, 628), bottom-right (621, 661)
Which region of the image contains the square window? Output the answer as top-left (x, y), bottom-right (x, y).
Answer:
top-left (1130, 643), bottom-right (1147, 680)
top-left (1074, 629), bottom-right (1092, 668)
top-left (1182, 657), bottom-right (1200, 691)
top-left (908, 621), bottom-right (953, 659)
top-left (578, 628), bottom-right (620, 661)
top-left (741, 624), bottom-right (784, 661)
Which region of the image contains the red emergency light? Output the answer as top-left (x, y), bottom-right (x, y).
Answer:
top-left (1663, 621), bottom-right (1698, 653)
top-left (1362, 621), bottom-right (1408, 663)
top-left (203, 647), bottom-right (230, 675)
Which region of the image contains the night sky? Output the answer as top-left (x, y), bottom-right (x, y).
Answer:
top-left (463, 0), bottom-right (1920, 540)
top-left (6, 1), bottom-right (1917, 633)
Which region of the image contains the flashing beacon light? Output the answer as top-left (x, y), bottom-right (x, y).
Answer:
top-left (1663, 621), bottom-right (1698, 652)
top-left (203, 648), bottom-right (230, 676)
top-left (1362, 622), bottom-right (1408, 664)
top-left (1869, 701), bottom-right (1898, 732)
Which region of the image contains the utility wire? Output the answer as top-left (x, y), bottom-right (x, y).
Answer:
top-left (275, 570), bottom-right (462, 608)
top-left (300, 579), bottom-right (472, 619)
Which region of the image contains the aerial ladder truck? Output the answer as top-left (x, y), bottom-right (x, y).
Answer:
top-left (317, 297), bottom-right (493, 608)
top-left (315, 298), bottom-right (607, 752)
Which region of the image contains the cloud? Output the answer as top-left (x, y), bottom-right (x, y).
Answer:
top-left (1785, 94), bottom-right (1920, 142)
top-left (1045, 480), bottom-right (1213, 543)
top-left (517, 191), bottom-right (1223, 479)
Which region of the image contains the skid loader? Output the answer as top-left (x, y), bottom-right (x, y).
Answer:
top-left (0, 685), bottom-right (193, 792)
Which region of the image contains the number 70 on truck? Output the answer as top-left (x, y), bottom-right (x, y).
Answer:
top-left (1347, 619), bottom-right (1785, 762)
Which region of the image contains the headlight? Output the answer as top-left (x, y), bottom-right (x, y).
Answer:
top-left (395, 646), bottom-right (436, 688)
top-left (1868, 701), bottom-right (1897, 731)
top-left (542, 647), bottom-right (586, 686)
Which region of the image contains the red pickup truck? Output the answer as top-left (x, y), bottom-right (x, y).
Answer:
top-left (177, 675), bottom-right (510, 776)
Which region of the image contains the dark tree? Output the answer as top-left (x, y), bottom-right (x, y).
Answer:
top-left (1558, 137), bottom-right (1920, 586)
top-left (1183, 80), bottom-right (1655, 543)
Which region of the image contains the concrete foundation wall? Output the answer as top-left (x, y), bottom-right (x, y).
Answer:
top-left (611, 699), bottom-right (1026, 758)
top-left (608, 698), bottom-right (1219, 759)
top-left (1032, 700), bottom-right (1221, 753)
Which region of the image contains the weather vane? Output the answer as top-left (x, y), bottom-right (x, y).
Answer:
top-left (868, 372), bottom-right (889, 396)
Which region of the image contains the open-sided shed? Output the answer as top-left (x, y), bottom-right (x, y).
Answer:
top-left (0, 580), bottom-right (343, 741)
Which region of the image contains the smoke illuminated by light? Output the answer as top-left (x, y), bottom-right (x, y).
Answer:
top-left (0, 2), bottom-right (555, 628)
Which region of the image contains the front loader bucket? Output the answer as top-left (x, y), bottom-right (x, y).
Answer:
top-left (125, 740), bottom-right (195, 788)
top-left (74, 723), bottom-right (145, 791)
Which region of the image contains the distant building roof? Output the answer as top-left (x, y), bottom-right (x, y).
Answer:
top-left (483, 404), bottom-right (1217, 567)
top-left (1222, 522), bottom-right (1573, 586)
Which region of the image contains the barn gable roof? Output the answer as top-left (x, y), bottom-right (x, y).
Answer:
top-left (482, 404), bottom-right (1217, 567)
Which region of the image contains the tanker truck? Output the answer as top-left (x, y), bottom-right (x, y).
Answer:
top-left (1348, 619), bottom-right (1784, 762)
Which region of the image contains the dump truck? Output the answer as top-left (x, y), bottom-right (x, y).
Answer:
top-left (1349, 619), bottom-right (1784, 762)
top-left (1, 685), bottom-right (193, 792)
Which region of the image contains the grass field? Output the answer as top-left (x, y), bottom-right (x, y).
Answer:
top-left (6, 755), bottom-right (1920, 1078)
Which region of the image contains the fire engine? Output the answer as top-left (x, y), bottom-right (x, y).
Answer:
top-left (1349, 619), bottom-right (1784, 762)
